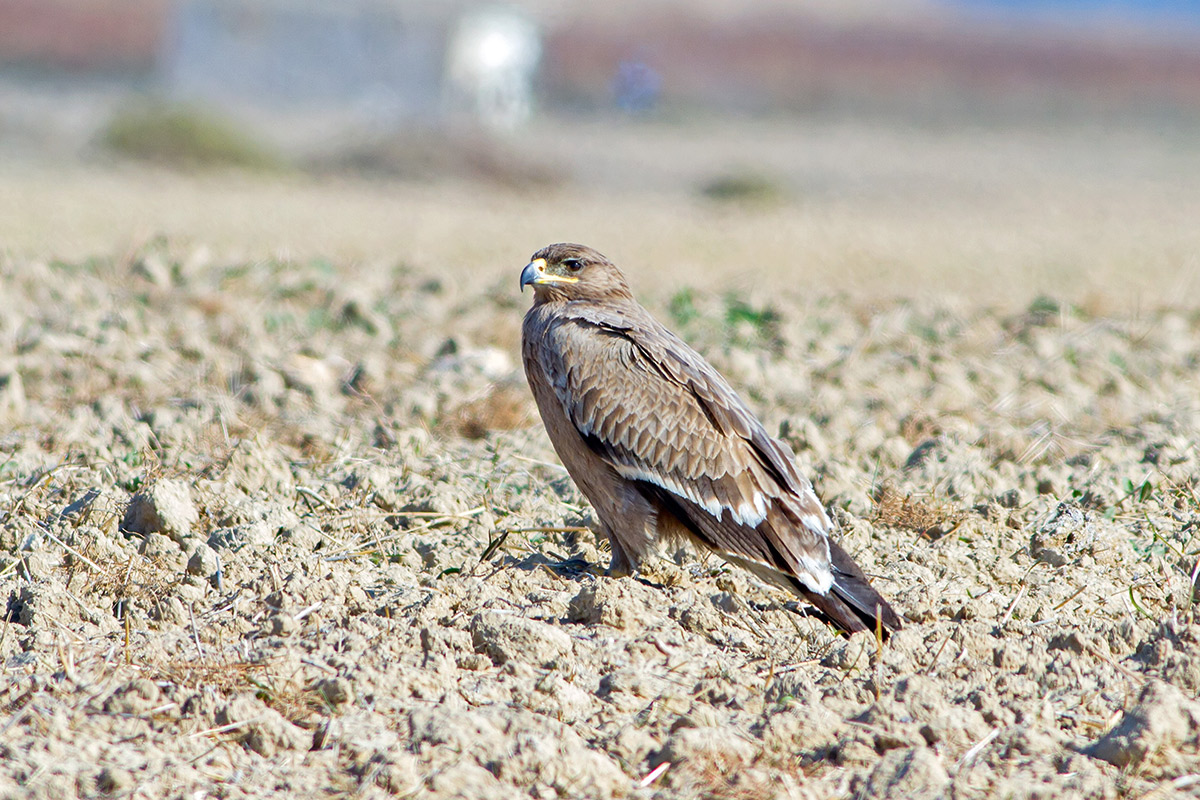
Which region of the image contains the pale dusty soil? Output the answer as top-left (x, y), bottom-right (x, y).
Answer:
top-left (2, 110), bottom-right (1200, 800)
top-left (0, 230), bottom-right (1198, 799)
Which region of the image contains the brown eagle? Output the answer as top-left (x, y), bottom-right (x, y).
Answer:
top-left (520, 243), bottom-right (901, 636)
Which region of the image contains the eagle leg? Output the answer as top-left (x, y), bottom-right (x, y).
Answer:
top-left (605, 529), bottom-right (636, 577)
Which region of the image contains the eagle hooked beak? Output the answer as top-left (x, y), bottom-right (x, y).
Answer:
top-left (520, 258), bottom-right (578, 291)
top-left (519, 259), bottom-right (545, 291)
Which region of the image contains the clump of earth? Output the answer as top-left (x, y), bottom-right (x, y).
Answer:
top-left (1, 245), bottom-right (1197, 798)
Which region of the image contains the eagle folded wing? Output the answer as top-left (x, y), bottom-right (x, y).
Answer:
top-left (540, 315), bottom-right (836, 594)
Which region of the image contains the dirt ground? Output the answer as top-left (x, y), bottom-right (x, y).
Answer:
top-left (4, 114), bottom-right (1200, 307)
top-left (1, 116), bottom-right (1200, 798)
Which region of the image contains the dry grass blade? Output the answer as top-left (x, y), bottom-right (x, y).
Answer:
top-left (1052, 584), bottom-right (1088, 612)
top-left (188, 716), bottom-right (263, 738)
top-left (321, 506), bottom-right (487, 559)
top-left (997, 585), bottom-right (1028, 628)
top-left (638, 762), bottom-right (670, 788)
top-left (503, 526), bottom-right (590, 534)
top-left (188, 604), bottom-right (205, 661)
top-left (41, 530), bottom-right (104, 573)
top-left (293, 602), bottom-right (322, 621)
top-left (296, 486), bottom-right (337, 511)
top-left (474, 530), bottom-right (509, 569)
top-left (957, 727), bottom-right (1001, 771)
top-left (924, 633), bottom-right (953, 675)
top-left (872, 485), bottom-right (963, 540)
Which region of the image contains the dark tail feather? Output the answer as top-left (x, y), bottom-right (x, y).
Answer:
top-left (800, 539), bottom-right (902, 637)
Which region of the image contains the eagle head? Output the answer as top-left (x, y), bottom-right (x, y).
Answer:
top-left (520, 243), bottom-right (633, 303)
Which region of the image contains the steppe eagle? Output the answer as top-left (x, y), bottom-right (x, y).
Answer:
top-left (520, 243), bottom-right (901, 636)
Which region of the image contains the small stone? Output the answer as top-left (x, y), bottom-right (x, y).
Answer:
top-left (149, 596), bottom-right (188, 625)
top-left (281, 353), bottom-right (349, 401)
top-left (136, 533), bottom-right (186, 573)
top-left (207, 522), bottom-right (277, 552)
top-left (378, 753), bottom-right (422, 795)
top-left (216, 694), bottom-right (310, 756)
top-left (426, 761), bottom-right (508, 798)
top-left (660, 725), bottom-right (757, 767)
top-left (280, 522), bottom-right (323, 549)
top-left (1048, 630), bottom-right (1089, 655)
top-left (997, 489), bottom-right (1022, 509)
top-left (95, 767), bottom-right (134, 794)
top-left (1091, 679), bottom-right (1200, 768)
top-left (1030, 502), bottom-right (1104, 566)
top-left (122, 479), bottom-right (199, 544)
top-left (567, 578), bottom-right (660, 630)
top-left (103, 678), bottom-right (163, 715)
top-left (470, 611), bottom-right (572, 667)
top-left (0, 369), bottom-right (27, 421)
top-left (315, 677), bottom-right (355, 707)
top-left (186, 543), bottom-right (220, 577)
top-left (345, 584), bottom-right (371, 614)
top-left (456, 653), bottom-right (491, 671)
top-left (858, 747), bottom-right (949, 800)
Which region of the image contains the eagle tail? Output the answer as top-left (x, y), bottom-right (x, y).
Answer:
top-left (799, 539), bottom-right (902, 637)
top-left (718, 546), bottom-right (902, 638)
top-left (637, 482), bottom-right (901, 638)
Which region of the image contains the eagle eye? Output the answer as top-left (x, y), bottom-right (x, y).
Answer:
top-left (562, 258), bottom-right (584, 273)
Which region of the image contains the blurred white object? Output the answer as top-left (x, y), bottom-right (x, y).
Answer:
top-left (445, 6), bottom-right (541, 131)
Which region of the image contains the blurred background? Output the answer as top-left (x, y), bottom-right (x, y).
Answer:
top-left (2, 0), bottom-right (1199, 304)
